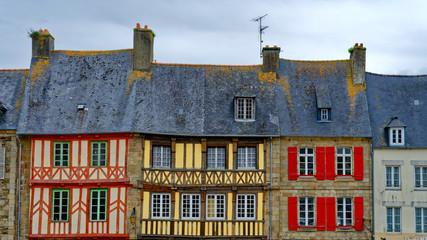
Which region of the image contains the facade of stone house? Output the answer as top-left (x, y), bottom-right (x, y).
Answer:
top-left (366, 73), bottom-right (427, 240)
top-left (0, 69), bottom-right (27, 240)
top-left (265, 45), bottom-right (374, 240)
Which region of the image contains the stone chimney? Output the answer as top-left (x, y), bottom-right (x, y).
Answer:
top-left (262, 45), bottom-right (280, 77)
top-left (31, 29), bottom-right (54, 58)
top-left (133, 23), bottom-right (154, 71)
top-left (350, 43), bottom-right (366, 85)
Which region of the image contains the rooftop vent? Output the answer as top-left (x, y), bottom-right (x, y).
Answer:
top-left (414, 100), bottom-right (420, 106)
top-left (0, 101), bottom-right (7, 113)
top-left (77, 104), bottom-right (87, 111)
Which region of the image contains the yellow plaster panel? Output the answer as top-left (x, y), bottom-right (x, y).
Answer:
top-left (228, 144), bottom-right (233, 169)
top-left (257, 192), bottom-right (263, 220)
top-left (176, 143), bottom-right (184, 168)
top-left (258, 144), bottom-right (264, 170)
top-left (81, 141), bottom-right (88, 166)
top-left (175, 192), bottom-right (180, 220)
top-left (34, 140), bottom-right (42, 168)
top-left (255, 222), bottom-right (258, 235)
top-left (143, 192), bottom-right (150, 219)
top-left (186, 144), bottom-right (193, 168)
top-left (141, 221), bottom-right (146, 234)
top-left (119, 139), bottom-right (126, 167)
top-left (194, 144), bottom-right (202, 168)
top-left (227, 193), bottom-right (233, 220)
top-left (72, 141), bottom-right (79, 167)
top-left (144, 140), bottom-right (150, 168)
top-left (110, 140), bottom-right (117, 167)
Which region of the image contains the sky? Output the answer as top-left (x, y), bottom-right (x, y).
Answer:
top-left (1, 0), bottom-right (427, 75)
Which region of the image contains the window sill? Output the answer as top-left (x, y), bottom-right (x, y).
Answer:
top-left (235, 119), bottom-right (256, 122)
top-left (385, 187), bottom-right (401, 191)
top-left (385, 231), bottom-right (402, 234)
top-left (334, 176), bottom-right (354, 182)
top-left (297, 176), bottom-right (317, 182)
top-left (297, 226), bottom-right (317, 231)
top-left (336, 226), bottom-right (355, 231)
top-left (317, 120), bottom-right (331, 123)
top-left (414, 188), bottom-right (427, 191)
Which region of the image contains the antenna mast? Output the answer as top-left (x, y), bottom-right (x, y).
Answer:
top-left (251, 14), bottom-right (269, 58)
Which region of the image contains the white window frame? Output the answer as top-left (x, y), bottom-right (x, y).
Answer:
top-left (235, 98), bottom-right (254, 121)
top-left (152, 146), bottom-right (171, 168)
top-left (299, 197), bottom-right (315, 226)
top-left (151, 193), bottom-right (171, 219)
top-left (320, 108), bottom-right (329, 121)
top-left (336, 148), bottom-right (352, 176)
top-left (299, 148), bottom-right (314, 176)
top-left (236, 194), bottom-right (256, 220)
top-left (415, 166), bottom-right (427, 189)
top-left (386, 166), bottom-right (401, 190)
top-left (207, 147), bottom-right (226, 169)
top-left (206, 194), bottom-right (226, 220)
top-left (337, 197), bottom-right (353, 226)
top-left (0, 147), bottom-right (5, 179)
top-left (389, 127), bottom-right (405, 146)
top-left (387, 207), bottom-right (401, 233)
top-left (416, 208), bottom-right (427, 233)
top-left (181, 194), bottom-right (200, 220)
top-left (237, 146), bottom-right (256, 169)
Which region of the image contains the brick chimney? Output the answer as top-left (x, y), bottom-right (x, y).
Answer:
top-left (31, 29), bottom-right (54, 58)
top-left (133, 23), bottom-right (154, 71)
top-left (350, 43), bottom-right (366, 85)
top-left (262, 45), bottom-right (280, 77)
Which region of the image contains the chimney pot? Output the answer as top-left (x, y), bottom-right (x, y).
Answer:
top-left (136, 23), bottom-right (141, 28)
top-left (144, 25), bottom-right (148, 29)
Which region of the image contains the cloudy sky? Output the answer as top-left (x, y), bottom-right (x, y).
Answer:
top-left (1, 0), bottom-right (427, 74)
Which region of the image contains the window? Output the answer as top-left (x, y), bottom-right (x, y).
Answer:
top-left (236, 194), bottom-right (256, 219)
top-left (337, 198), bottom-right (352, 226)
top-left (91, 141), bottom-right (107, 167)
top-left (416, 208), bottom-right (427, 233)
top-left (236, 98), bottom-right (254, 120)
top-left (299, 197), bottom-right (314, 226)
top-left (320, 109), bottom-right (329, 121)
top-left (337, 148), bottom-right (352, 175)
top-left (0, 147), bottom-right (5, 179)
top-left (53, 142), bottom-right (69, 167)
top-left (299, 148), bottom-right (314, 175)
top-left (387, 207), bottom-right (401, 233)
top-left (389, 127), bottom-right (404, 146)
top-left (206, 194), bottom-right (225, 220)
top-left (152, 146), bottom-right (171, 168)
top-left (152, 193), bottom-right (170, 219)
top-left (207, 147), bottom-right (226, 169)
top-left (182, 194), bottom-right (200, 219)
top-left (90, 189), bottom-right (107, 221)
top-left (52, 189), bottom-right (69, 221)
top-left (386, 166), bottom-right (400, 189)
top-left (415, 166), bottom-right (427, 189)
top-left (237, 146), bottom-right (256, 169)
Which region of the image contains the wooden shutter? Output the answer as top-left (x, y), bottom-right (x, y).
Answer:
top-left (354, 147), bottom-right (364, 180)
top-left (325, 147), bottom-right (335, 180)
top-left (317, 197), bottom-right (326, 231)
top-left (0, 147), bottom-right (5, 179)
top-left (316, 147), bottom-right (325, 180)
top-left (288, 147), bottom-right (298, 180)
top-left (288, 197), bottom-right (298, 230)
top-left (326, 197), bottom-right (336, 231)
top-left (354, 197), bottom-right (364, 231)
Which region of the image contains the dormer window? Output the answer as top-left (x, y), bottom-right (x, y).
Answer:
top-left (389, 127), bottom-right (404, 146)
top-left (320, 108), bottom-right (331, 121)
top-left (235, 98), bottom-right (254, 120)
top-left (315, 86), bottom-right (331, 122)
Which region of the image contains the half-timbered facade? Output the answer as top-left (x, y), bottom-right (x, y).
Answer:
top-left (28, 134), bottom-right (131, 239)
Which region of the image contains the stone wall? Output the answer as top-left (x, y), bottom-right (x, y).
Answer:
top-left (266, 136), bottom-right (373, 240)
top-left (18, 136), bottom-right (31, 240)
top-left (0, 131), bottom-right (17, 240)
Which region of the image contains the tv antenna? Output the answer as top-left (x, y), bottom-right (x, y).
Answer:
top-left (251, 14), bottom-right (269, 58)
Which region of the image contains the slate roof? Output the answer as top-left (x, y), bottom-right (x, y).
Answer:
top-left (276, 59), bottom-right (372, 137)
top-left (0, 69), bottom-right (28, 130)
top-left (17, 50), bottom-right (280, 136)
top-left (366, 72), bottom-right (427, 148)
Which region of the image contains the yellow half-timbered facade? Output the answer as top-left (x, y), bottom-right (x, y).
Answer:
top-left (138, 136), bottom-right (267, 240)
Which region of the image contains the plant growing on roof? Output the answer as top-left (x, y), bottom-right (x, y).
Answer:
top-left (27, 28), bottom-right (52, 39)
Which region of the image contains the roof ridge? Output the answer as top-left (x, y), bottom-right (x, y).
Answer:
top-left (153, 63), bottom-right (261, 67)
top-left (280, 59), bottom-right (348, 63)
top-left (366, 71), bottom-right (427, 78)
top-left (0, 69), bottom-right (29, 72)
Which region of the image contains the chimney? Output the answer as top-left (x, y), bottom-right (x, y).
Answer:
top-left (350, 43), bottom-right (366, 85)
top-left (262, 45), bottom-right (280, 77)
top-left (133, 23), bottom-right (154, 71)
top-left (31, 29), bottom-right (54, 58)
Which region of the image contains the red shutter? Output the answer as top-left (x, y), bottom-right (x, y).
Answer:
top-left (354, 147), bottom-right (364, 180)
top-left (326, 147), bottom-right (335, 180)
top-left (354, 197), bottom-right (364, 231)
top-left (316, 147), bottom-right (325, 180)
top-left (317, 197), bottom-right (326, 231)
top-left (326, 197), bottom-right (336, 231)
top-left (288, 147), bottom-right (298, 180)
top-left (288, 197), bottom-right (298, 230)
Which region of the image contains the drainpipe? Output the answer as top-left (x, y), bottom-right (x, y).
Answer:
top-left (269, 137), bottom-right (273, 240)
top-left (371, 142), bottom-right (375, 240)
top-left (16, 135), bottom-right (22, 240)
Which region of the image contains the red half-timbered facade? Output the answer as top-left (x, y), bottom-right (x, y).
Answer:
top-left (28, 134), bottom-right (132, 240)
